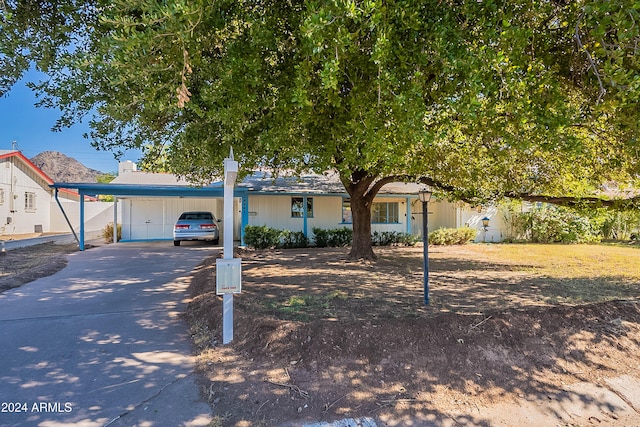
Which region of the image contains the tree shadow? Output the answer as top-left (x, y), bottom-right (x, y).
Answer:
top-left (195, 245), bottom-right (640, 425)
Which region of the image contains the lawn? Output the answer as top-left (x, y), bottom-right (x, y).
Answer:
top-left (234, 243), bottom-right (640, 321)
top-left (186, 243), bottom-right (640, 426)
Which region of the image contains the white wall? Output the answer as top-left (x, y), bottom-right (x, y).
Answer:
top-left (0, 157), bottom-right (52, 234)
top-left (409, 198), bottom-right (458, 236)
top-left (119, 197), bottom-right (246, 243)
top-left (248, 194), bottom-right (412, 237)
top-left (114, 194), bottom-right (510, 244)
top-left (248, 194), bottom-right (305, 232)
top-left (458, 205), bottom-right (508, 242)
top-left (50, 200), bottom-right (116, 234)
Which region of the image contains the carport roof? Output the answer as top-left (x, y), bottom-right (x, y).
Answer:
top-left (52, 171), bottom-right (422, 197)
top-left (50, 182), bottom-right (248, 197)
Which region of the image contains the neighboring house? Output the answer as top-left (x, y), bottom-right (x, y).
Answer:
top-left (0, 150), bottom-right (111, 237)
top-left (87, 163), bottom-right (507, 244)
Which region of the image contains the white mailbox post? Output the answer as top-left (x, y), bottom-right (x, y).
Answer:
top-left (218, 148), bottom-right (240, 345)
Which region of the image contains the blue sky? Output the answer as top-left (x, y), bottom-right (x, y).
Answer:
top-left (0, 70), bottom-right (142, 173)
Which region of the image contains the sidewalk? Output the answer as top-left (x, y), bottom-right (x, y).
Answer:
top-left (0, 230), bottom-right (103, 251)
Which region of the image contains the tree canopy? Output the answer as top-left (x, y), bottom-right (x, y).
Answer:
top-left (2, 0), bottom-right (640, 258)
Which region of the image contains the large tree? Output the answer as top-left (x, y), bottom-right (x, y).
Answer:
top-left (2, 0), bottom-right (640, 259)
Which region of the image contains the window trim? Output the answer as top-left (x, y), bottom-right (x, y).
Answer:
top-left (342, 197), bottom-right (353, 224)
top-left (342, 199), bottom-right (400, 224)
top-left (291, 196), bottom-right (314, 218)
top-left (371, 201), bottom-right (400, 224)
top-left (24, 191), bottom-right (37, 212)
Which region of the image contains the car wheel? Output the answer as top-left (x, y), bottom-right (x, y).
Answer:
top-left (173, 240), bottom-right (180, 246)
top-left (213, 238), bottom-right (219, 245)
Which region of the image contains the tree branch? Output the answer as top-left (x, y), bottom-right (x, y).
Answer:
top-left (575, 13), bottom-right (606, 103)
top-left (368, 174), bottom-right (640, 211)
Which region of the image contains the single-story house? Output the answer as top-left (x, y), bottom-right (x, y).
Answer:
top-left (0, 150), bottom-right (111, 237)
top-left (51, 161), bottom-right (507, 249)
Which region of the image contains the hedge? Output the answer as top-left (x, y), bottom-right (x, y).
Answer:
top-left (244, 225), bottom-right (419, 249)
top-left (428, 227), bottom-right (477, 245)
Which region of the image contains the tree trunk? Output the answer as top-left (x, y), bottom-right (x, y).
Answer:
top-left (348, 190), bottom-right (376, 260)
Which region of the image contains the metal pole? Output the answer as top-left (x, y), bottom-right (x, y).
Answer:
top-left (223, 162), bottom-right (234, 345)
top-left (221, 149), bottom-right (238, 345)
top-left (113, 198), bottom-right (118, 243)
top-left (54, 188), bottom-right (80, 247)
top-left (423, 199), bottom-right (429, 305)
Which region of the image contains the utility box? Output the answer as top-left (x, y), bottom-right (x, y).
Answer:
top-left (216, 258), bottom-right (242, 295)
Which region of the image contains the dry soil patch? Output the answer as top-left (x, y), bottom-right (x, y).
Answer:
top-left (186, 245), bottom-right (640, 426)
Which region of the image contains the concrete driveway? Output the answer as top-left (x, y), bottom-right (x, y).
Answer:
top-left (0, 241), bottom-right (216, 427)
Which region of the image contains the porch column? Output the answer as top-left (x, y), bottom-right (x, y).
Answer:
top-left (406, 197), bottom-right (412, 234)
top-left (240, 192), bottom-right (249, 246)
top-left (79, 192), bottom-right (85, 251)
top-left (302, 195), bottom-right (308, 237)
top-left (113, 197), bottom-right (118, 243)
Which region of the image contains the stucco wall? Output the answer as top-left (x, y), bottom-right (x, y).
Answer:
top-left (113, 193), bottom-right (509, 244)
top-left (248, 194), bottom-right (414, 238)
top-left (409, 198), bottom-right (458, 236)
top-left (458, 205), bottom-right (507, 242)
top-left (50, 200), bottom-right (116, 235)
top-left (0, 157), bottom-right (52, 234)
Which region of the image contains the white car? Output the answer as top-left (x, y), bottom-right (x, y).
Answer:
top-left (173, 211), bottom-right (220, 246)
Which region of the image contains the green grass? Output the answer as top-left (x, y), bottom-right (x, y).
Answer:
top-left (262, 291), bottom-right (348, 321)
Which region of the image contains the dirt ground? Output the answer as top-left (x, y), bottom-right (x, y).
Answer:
top-left (0, 242), bottom-right (79, 293)
top-left (186, 245), bottom-right (640, 426)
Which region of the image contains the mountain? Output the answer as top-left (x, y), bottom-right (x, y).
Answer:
top-left (30, 151), bottom-right (103, 183)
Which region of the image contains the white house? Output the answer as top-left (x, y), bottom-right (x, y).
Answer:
top-left (239, 172), bottom-right (506, 242)
top-left (0, 150), bottom-right (113, 238)
top-left (52, 163), bottom-right (505, 246)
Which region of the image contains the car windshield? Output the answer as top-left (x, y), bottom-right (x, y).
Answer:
top-left (179, 213), bottom-right (214, 221)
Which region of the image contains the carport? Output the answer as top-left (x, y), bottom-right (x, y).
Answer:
top-left (50, 182), bottom-right (249, 250)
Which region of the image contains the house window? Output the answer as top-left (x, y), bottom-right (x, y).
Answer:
top-left (291, 197), bottom-right (313, 218)
top-left (342, 199), bottom-right (400, 224)
top-left (342, 198), bottom-right (352, 223)
top-left (0, 188), bottom-right (4, 205)
top-left (371, 202), bottom-right (399, 223)
top-left (25, 192), bottom-right (36, 211)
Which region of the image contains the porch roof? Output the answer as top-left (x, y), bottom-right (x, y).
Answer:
top-left (49, 182), bottom-right (248, 197)
top-left (52, 173), bottom-right (422, 197)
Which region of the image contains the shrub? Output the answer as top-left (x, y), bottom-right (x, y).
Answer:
top-left (102, 222), bottom-right (122, 243)
top-left (281, 230), bottom-right (309, 249)
top-left (312, 227), bottom-right (352, 247)
top-left (246, 225), bottom-right (420, 249)
top-left (372, 231), bottom-right (396, 246)
top-left (244, 225), bottom-right (282, 249)
top-left (429, 227), bottom-right (477, 245)
top-left (372, 231), bottom-right (420, 246)
top-left (244, 225), bottom-right (309, 249)
top-left (596, 209), bottom-right (640, 240)
top-left (517, 207), bottom-right (601, 243)
top-left (399, 233), bottom-right (421, 246)
top-left (312, 227), bottom-right (330, 248)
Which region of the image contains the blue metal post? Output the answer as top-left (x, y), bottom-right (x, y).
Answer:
top-left (406, 197), bottom-right (411, 234)
top-left (302, 195), bottom-right (308, 237)
top-left (423, 199), bottom-right (429, 305)
top-left (54, 188), bottom-right (80, 247)
top-left (240, 192), bottom-right (249, 246)
top-left (79, 192), bottom-right (85, 251)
